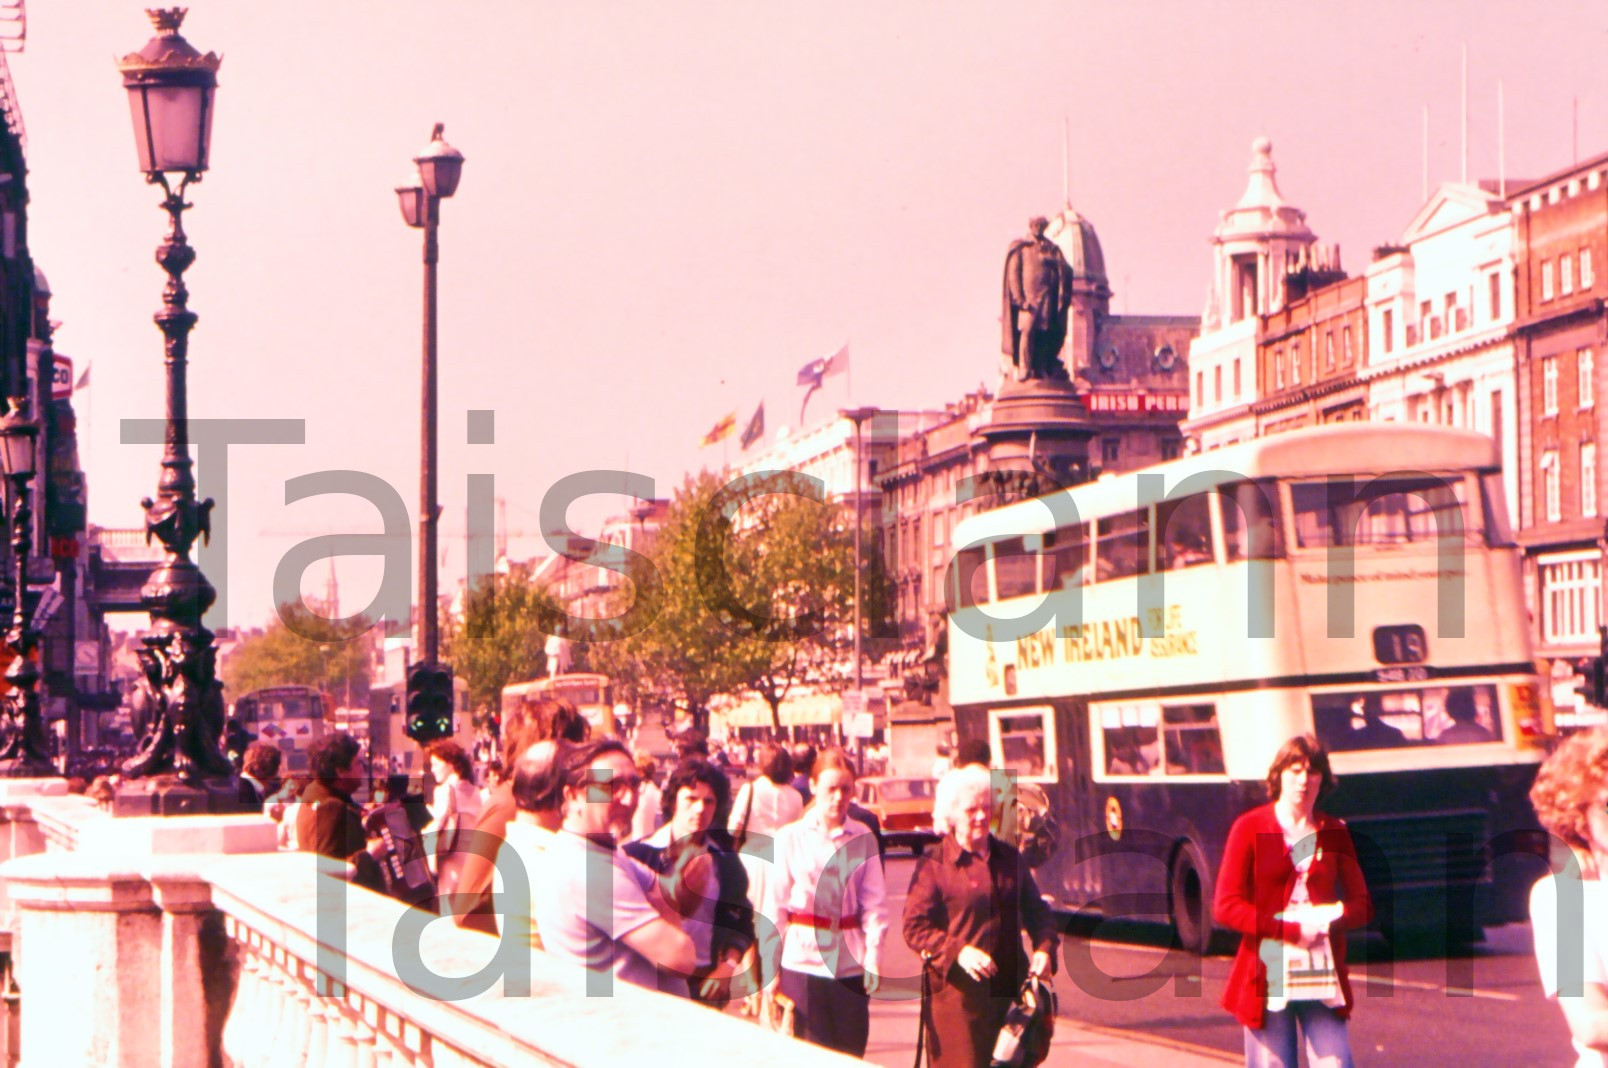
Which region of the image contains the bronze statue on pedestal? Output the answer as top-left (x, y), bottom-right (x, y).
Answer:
top-left (1001, 216), bottom-right (1074, 382)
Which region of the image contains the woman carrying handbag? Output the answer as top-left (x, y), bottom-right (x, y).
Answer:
top-left (903, 766), bottom-right (1059, 1068)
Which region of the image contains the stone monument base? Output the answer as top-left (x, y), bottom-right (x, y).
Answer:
top-left (975, 374), bottom-right (1096, 498)
top-left (112, 774), bottom-right (242, 818)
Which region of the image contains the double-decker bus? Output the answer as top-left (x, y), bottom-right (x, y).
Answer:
top-left (948, 424), bottom-right (1552, 951)
top-left (501, 672), bottom-right (623, 738)
top-left (232, 685), bottom-right (330, 774)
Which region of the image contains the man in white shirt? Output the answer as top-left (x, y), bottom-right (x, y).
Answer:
top-left (492, 740), bottom-right (564, 951)
top-left (531, 738), bottom-right (696, 995)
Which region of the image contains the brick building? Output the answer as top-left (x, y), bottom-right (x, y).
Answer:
top-left (1256, 270), bottom-right (1366, 433)
top-left (1510, 154), bottom-right (1608, 691)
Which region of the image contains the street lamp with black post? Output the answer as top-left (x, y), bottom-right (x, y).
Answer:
top-left (396, 126), bottom-right (463, 747)
top-left (839, 406), bottom-right (880, 765)
top-left (113, 9), bottom-right (236, 810)
top-left (0, 396), bottom-right (52, 776)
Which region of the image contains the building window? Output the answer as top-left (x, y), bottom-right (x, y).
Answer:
top-left (1102, 437), bottom-right (1120, 464)
top-left (1274, 347), bottom-right (1285, 389)
top-left (1290, 341), bottom-right (1301, 385)
top-left (1584, 443), bottom-right (1598, 519)
top-left (1582, 348), bottom-right (1596, 410)
top-left (1563, 254), bottom-right (1575, 296)
top-left (1541, 553), bottom-right (1601, 644)
top-left (1543, 450), bottom-right (1561, 522)
top-left (1342, 326), bottom-right (1354, 367)
top-left (1232, 359), bottom-right (1241, 398)
top-left (1583, 247), bottom-right (1595, 289)
top-left (1382, 309), bottom-right (1394, 355)
top-left (1543, 260), bottom-right (1555, 302)
top-left (1324, 331), bottom-right (1335, 370)
top-left (1214, 365), bottom-right (1222, 404)
top-left (1544, 356), bottom-right (1559, 416)
top-left (1161, 439), bottom-right (1182, 461)
top-left (1488, 272), bottom-right (1502, 321)
top-left (1195, 370), bottom-right (1203, 408)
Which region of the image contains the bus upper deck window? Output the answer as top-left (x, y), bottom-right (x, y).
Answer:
top-left (1158, 494), bottom-right (1214, 570)
top-left (1221, 479), bottom-right (1283, 561)
top-left (1041, 523), bottom-right (1087, 590)
top-left (1096, 510), bottom-right (1150, 581)
top-left (1294, 474), bottom-right (1470, 548)
top-left (993, 536), bottom-right (1040, 601)
top-left (952, 545), bottom-right (989, 608)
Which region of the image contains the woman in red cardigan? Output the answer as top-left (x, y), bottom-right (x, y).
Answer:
top-left (1213, 735), bottom-right (1372, 1068)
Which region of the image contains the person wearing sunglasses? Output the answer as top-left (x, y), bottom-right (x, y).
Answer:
top-left (531, 738), bottom-right (696, 992)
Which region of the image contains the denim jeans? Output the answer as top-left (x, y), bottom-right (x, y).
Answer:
top-left (1243, 1002), bottom-right (1354, 1068)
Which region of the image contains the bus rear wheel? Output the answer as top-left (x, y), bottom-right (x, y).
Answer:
top-left (1170, 848), bottom-right (1213, 956)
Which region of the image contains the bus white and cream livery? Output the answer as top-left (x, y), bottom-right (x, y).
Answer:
top-left (948, 424), bottom-right (1551, 952)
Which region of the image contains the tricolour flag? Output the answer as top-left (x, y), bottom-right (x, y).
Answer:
top-left (797, 343), bottom-right (849, 422)
top-left (739, 402), bottom-right (766, 450)
top-left (796, 343), bottom-right (849, 389)
top-left (700, 411), bottom-right (737, 447)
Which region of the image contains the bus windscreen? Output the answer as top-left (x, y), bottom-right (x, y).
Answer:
top-left (1312, 684), bottom-right (1502, 751)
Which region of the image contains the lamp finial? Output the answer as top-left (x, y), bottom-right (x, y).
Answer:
top-left (147, 8), bottom-right (188, 36)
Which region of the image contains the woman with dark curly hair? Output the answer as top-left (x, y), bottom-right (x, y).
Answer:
top-left (1213, 735), bottom-right (1371, 1068)
top-left (1529, 726), bottom-right (1608, 1066)
top-left (624, 758), bottom-right (755, 1006)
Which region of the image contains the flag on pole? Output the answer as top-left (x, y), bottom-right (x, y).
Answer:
top-left (797, 343), bottom-right (849, 423)
top-left (74, 363), bottom-right (91, 390)
top-left (699, 411), bottom-right (737, 447)
top-left (739, 402), bottom-right (766, 450)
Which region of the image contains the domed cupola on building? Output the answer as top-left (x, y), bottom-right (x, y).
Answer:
top-left (1044, 206), bottom-right (1113, 376)
top-left (1204, 137), bottom-right (1317, 329)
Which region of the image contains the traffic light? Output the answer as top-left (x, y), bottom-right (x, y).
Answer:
top-left (404, 662), bottom-right (455, 744)
top-left (1576, 657), bottom-right (1608, 710)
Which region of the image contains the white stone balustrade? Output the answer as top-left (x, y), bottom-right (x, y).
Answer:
top-left (0, 786), bottom-right (853, 1067)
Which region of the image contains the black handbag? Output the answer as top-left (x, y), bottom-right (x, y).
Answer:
top-left (989, 974), bottom-right (1057, 1068)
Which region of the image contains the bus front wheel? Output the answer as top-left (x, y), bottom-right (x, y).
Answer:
top-left (1170, 848), bottom-right (1214, 956)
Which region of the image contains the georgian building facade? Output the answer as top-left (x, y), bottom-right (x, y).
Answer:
top-left (1362, 182), bottom-right (1519, 511)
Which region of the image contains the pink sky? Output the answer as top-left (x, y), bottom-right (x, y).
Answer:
top-left (7, 1), bottom-right (1608, 631)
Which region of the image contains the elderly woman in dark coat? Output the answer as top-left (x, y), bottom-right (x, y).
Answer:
top-left (903, 765), bottom-right (1059, 1067)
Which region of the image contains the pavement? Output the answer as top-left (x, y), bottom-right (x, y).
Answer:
top-left (864, 993), bottom-right (1238, 1068)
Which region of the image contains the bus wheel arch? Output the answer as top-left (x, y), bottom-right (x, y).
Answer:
top-left (1169, 840), bottom-right (1216, 956)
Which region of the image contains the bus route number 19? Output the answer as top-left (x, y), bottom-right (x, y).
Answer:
top-left (1372, 624), bottom-right (1427, 666)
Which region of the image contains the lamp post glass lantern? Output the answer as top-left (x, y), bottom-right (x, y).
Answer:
top-left (0, 396), bottom-right (50, 775)
top-left (115, 8), bottom-right (235, 797)
top-left (402, 124), bottom-right (464, 671)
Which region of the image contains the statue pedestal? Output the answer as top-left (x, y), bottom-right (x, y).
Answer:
top-left (973, 376), bottom-right (1096, 498)
top-left (112, 774), bottom-right (242, 818)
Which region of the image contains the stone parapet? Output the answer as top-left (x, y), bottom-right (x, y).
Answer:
top-left (208, 852), bottom-right (851, 1066)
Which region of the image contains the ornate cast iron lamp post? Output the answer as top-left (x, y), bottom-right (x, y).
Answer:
top-left (115, 9), bottom-right (233, 797)
top-left (0, 397), bottom-right (52, 775)
top-left (396, 126), bottom-right (463, 668)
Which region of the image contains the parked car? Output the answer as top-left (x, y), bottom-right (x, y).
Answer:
top-left (855, 776), bottom-right (940, 853)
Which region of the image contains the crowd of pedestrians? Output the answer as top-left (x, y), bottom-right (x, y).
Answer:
top-left (228, 708), bottom-right (1608, 1068)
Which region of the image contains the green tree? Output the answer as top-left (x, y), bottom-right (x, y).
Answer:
top-left (442, 565), bottom-right (560, 722)
top-left (594, 469), bottom-right (876, 734)
top-left (221, 602), bottom-right (373, 708)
